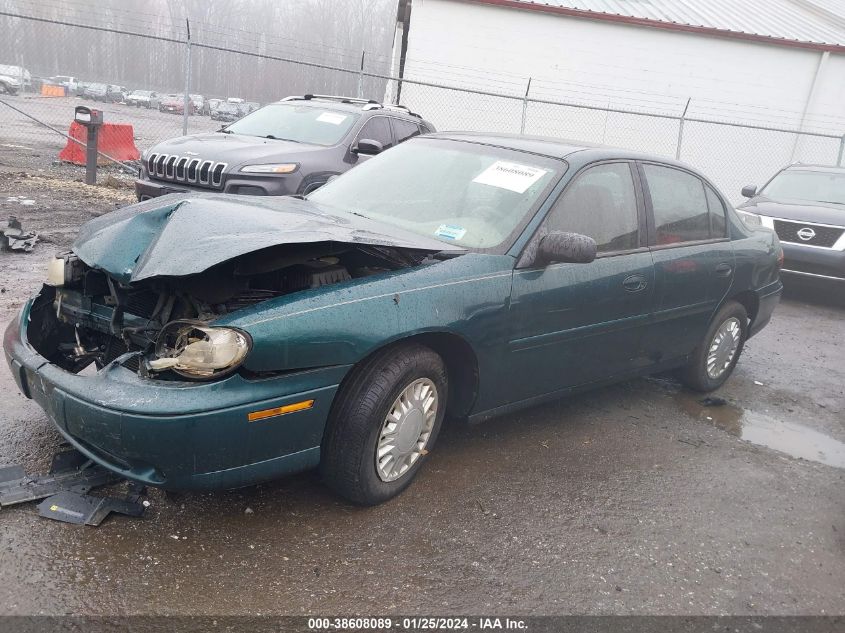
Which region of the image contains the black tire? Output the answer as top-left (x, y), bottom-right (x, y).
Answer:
top-left (679, 300), bottom-right (748, 392)
top-left (321, 344), bottom-right (448, 505)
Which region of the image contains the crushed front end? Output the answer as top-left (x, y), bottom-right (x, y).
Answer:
top-left (4, 239), bottom-right (441, 490)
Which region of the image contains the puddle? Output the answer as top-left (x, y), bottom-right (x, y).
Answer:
top-left (676, 394), bottom-right (845, 469)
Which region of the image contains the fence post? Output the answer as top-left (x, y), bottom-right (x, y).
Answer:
top-left (520, 77), bottom-right (532, 135)
top-left (182, 18), bottom-right (192, 137)
top-left (676, 98), bottom-right (691, 160)
top-left (838, 134), bottom-right (845, 167)
top-left (358, 51), bottom-right (365, 99)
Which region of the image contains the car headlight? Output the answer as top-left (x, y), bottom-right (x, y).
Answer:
top-left (736, 209), bottom-right (762, 227)
top-left (240, 163), bottom-right (299, 174)
top-left (148, 320), bottom-right (251, 380)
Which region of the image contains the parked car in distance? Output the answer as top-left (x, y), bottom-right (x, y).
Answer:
top-left (126, 89), bottom-right (160, 109)
top-left (159, 94), bottom-right (191, 115)
top-left (6, 133), bottom-right (783, 504)
top-left (738, 164), bottom-right (845, 285)
top-left (81, 83), bottom-right (107, 100)
top-left (241, 101), bottom-right (260, 115)
top-left (137, 94), bottom-right (435, 200)
top-left (210, 101), bottom-right (241, 122)
top-left (0, 64), bottom-right (30, 93)
top-left (205, 98), bottom-right (223, 117)
top-left (0, 71), bottom-right (21, 95)
top-left (190, 94), bottom-right (205, 115)
top-left (82, 83), bottom-right (125, 102)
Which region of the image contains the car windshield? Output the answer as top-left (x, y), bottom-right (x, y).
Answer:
top-left (224, 103), bottom-right (358, 146)
top-left (131, 90), bottom-right (151, 97)
top-left (308, 138), bottom-right (564, 251)
top-left (761, 170), bottom-right (845, 205)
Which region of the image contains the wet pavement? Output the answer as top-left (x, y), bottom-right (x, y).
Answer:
top-left (0, 175), bottom-right (843, 614)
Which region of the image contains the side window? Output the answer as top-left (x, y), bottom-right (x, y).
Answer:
top-left (357, 117), bottom-right (393, 149)
top-left (705, 184), bottom-right (727, 238)
top-left (643, 164), bottom-right (710, 245)
top-left (392, 118), bottom-right (421, 144)
top-left (545, 163), bottom-right (639, 254)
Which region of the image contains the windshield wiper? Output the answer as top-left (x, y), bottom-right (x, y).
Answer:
top-left (264, 135), bottom-right (300, 142)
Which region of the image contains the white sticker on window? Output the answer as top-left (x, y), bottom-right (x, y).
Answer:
top-left (472, 161), bottom-right (548, 194)
top-left (435, 224), bottom-right (467, 240)
top-left (316, 112), bottom-right (348, 125)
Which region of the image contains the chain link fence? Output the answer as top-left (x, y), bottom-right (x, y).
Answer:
top-left (1, 10), bottom-right (844, 204)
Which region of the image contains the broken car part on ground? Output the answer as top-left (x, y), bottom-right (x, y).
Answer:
top-left (3, 133), bottom-right (782, 506)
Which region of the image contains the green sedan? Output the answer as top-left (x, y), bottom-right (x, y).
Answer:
top-left (3, 133), bottom-right (783, 504)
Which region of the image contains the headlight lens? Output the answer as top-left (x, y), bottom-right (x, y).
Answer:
top-left (240, 163), bottom-right (299, 174)
top-left (736, 209), bottom-right (762, 227)
top-left (149, 320), bottom-right (251, 380)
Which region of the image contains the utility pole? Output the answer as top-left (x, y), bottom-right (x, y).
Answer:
top-left (182, 18), bottom-right (192, 136)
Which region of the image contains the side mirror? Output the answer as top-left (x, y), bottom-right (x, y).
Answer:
top-left (537, 231), bottom-right (597, 266)
top-left (741, 184), bottom-right (757, 198)
top-left (353, 138), bottom-right (383, 155)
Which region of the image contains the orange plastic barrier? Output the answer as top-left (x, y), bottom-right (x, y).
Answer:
top-left (40, 84), bottom-right (66, 97)
top-left (58, 121), bottom-right (140, 165)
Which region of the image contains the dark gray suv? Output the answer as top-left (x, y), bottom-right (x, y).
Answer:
top-left (136, 94), bottom-right (435, 200)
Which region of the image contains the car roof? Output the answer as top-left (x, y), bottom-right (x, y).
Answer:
top-left (424, 131), bottom-right (690, 167)
top-left (783, 163), bottom-right (845, 174)
top-left (274, 96), bottom-right (428, 122)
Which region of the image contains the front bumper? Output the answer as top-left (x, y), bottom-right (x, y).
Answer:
top-left (135, 173), bottom-right (300, 200)
top-left (3, 299), bottom-right (348, 490)
top-left (779, 241), bottom-right (845, 283)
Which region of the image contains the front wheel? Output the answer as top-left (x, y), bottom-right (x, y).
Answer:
top-left (320, 344), bottom-right (447, 505)
top-left (679, 300), bottom-right (748, 392)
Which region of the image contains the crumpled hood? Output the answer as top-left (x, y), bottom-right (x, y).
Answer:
top-left (740, 197), bottom-right (845, 226)
top-left (149, 132), bottom-right (327, 169)
top-left (72, 193), bottom-right (462, 283)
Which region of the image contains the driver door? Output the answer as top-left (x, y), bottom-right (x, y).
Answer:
top-left (506, 161), bottom-right (655, 404)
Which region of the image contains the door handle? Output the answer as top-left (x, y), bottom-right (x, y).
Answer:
top-left (715, 262), bottom-right (733, 277)
top-left (622, 274), bottom-right (648, 292)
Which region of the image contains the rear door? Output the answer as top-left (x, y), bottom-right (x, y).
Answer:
top-left (506, 161), bottom-right (655, 403)
top-left (637, 162), bottom-right (734, 364)
top-left (390, 117), bottom-right (422, 146)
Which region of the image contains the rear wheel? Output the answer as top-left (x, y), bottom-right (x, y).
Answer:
top-left (320, 344), bottom-right (447, 505)
top-left (680, 300), bottom-right (748, 392)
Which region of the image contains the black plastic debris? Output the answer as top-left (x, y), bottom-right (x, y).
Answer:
top-left (37, 484), bottom-right (147, 526)
top-left (0, 449), bottom-right (120, 507)
top-left (699, 396), bottom-right (728, 407)
top-left (0, 448), bottom-right (147, 526)
top-left (0, 216), bottom-right (38, 252)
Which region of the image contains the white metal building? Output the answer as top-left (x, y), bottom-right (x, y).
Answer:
top-left (387, 0), bottom-right (845, 198)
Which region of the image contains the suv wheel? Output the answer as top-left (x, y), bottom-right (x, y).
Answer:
top-left (680, 300), bottom-right (748, 392)
top-left (320, 344), bottom-right (447, 505)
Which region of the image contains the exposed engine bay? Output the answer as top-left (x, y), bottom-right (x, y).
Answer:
top-left (26, 242), bottom-right (440, 379)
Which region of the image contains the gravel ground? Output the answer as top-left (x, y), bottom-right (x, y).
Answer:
top-left (0, 170), bottom-right (842, 617)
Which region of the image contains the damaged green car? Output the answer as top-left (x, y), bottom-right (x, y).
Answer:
top-left (3, 133), bottom-right (782, 504)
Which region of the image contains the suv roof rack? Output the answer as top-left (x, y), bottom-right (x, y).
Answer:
top-left (280, 94), bottom-right (421, 118)
top-left (281, 94), bottom-right (378, 105)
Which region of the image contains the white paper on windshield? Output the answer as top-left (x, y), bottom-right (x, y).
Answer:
top-left (472, 161), bottom-right (548, 193)
top-left (316, 112), bottom-right (348, 125)
top-left (435, 224), bottom-right (467, 240)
